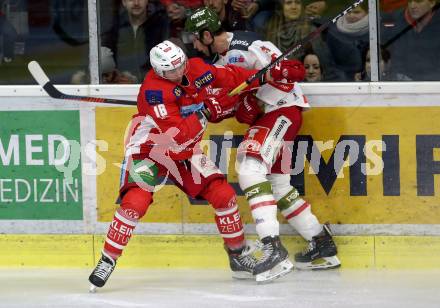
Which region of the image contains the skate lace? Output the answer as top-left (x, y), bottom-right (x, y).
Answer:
top-left (239, 252), bottom-right (258, 268)
top-left (302, 241), bottom-right (316, 255)
top-left (258, 243), bottom-right (274, 263)
top-left (238, 243), bottom-right (258, 269)
top-left (93, 259), bottom-right (114, 280)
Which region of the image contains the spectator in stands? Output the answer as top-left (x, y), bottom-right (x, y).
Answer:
top-left (302, 52), bottom-right (323, 82)
top-left (304, 0), bottom-right (327, 19)
top-left (381, 0), bottom-right (440, 81)
top-left (231, 0), bottom-right (276, 33)
top-left (71, 47), bottom-right (137, 84)
top-left (100, 46), bottom-right (137, 84)
top-left (301, 49), bottom-right (345, 82)
top-left (325, 0), bottom-right (369, 81)
top-left (204, 0), bottom-right (247, 31)
top-left (159, 1), bottom-right (203, 57)
top-left (101, 0), bottom-right (169, 82)
top-left (0, 4), bottom-right (18, 63)
top-left (265, 0), bottom-right (310, 55)
top-left (265, 0), bottom-right (343, 81)
top-left (160, 0), bottom-right (203, 37)
top-left (354, 47), bottom-right (411, 82)
top-left (380, 0), bottom-right (407, 13)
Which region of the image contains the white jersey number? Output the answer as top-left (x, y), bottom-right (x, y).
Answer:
top-left (153, 104), bottom-right (168, 118)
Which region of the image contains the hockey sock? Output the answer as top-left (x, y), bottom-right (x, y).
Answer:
top-left (103, 207), bottom-right (138, 260)
top-left (277, 187), bottom-right (322, 241)
top-left (201, 178), bottom-right (246, 250)
top-left (238, 157), bottom-right (279, 239)
top-left (243, 182), bottom-right (279, 239)
top-left (214, 201), bottom-right (245, 250)
top-left (103, 187), bottom-right (152, 259)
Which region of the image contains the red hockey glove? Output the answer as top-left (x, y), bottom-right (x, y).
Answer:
top-left (236, 90), bottom-right (262, 125)
top-left (203, 88), bottom-right (239, 123)
top-left (270, 59), bottom-right (305, 83)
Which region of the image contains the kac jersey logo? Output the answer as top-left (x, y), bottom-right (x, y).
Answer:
top-left (173, 86), bottom-right (183, 98)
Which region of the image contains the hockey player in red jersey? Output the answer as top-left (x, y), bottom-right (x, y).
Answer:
top-left (88, 40), bottom-right (268, 291)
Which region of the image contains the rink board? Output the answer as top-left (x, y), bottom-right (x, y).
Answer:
top-left (1, 234), bottom-right (440, 269)
top-left (96, 106), bottom-right (440, 226)
top-left (1, 100), bottom-right (440, 270)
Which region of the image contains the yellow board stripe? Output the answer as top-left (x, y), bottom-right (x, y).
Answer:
top-left (1, 235), bottom-right (439, 269)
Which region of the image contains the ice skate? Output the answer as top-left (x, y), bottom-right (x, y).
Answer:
top-left (253, 236), bottom-right (293, 283)
top-left (295, 223), bottom-right (341, 270)
top-left (226, 241), bottom-right (259, 280)
top-left (88, 251), bottom-right (116, 292)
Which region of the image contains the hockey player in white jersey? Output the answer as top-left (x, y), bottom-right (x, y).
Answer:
top-left (185, 7), bottom-right (340, 275)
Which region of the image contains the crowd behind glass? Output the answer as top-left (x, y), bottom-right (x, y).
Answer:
top-left (0, 0), bottom-right (438, 85)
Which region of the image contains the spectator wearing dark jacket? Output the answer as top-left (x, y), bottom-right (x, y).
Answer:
top-left (204, 0), bottom-right (247, 31)
top-left (0, 9), bottom-right (18, 62)
top-left (102, 0), bottom-right (170, 82)
top-left (265, 0), bottom-right (344, 81)
top-left (325, 1), bottom-right (369, 80)
top-left (381, 0), bottom-right (440, 81)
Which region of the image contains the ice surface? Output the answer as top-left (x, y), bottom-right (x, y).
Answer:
top-left (0, 268), bottom-right (438, 308)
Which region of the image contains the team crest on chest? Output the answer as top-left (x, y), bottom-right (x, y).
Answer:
top-left (173, 86), bottom-right (183, 98)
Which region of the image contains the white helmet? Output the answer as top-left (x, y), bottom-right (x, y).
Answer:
top-left (150, 40), bottom-right (187, 78)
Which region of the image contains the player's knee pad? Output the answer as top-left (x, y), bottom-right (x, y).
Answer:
top-left (237, 156), bottom-right (269, 191)
top-left (202, 178), bottom-right (236, 211)
top-left (120, 187), bottom-right (153, 219)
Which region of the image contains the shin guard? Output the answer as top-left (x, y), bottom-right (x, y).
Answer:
top-left (214, 200), bottom-right (245, 250)
top-left (103, 207), bottom-right (138, 259)
top-left (277, 188), bottom-right (322, 241)
top-left (201, 178), bottom-right (246, 250)
top-left (238, 157), bottom-right (279, 239)
top-left (103, 188), bottom-right (151, 259)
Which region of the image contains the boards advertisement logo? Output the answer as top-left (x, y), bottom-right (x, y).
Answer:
top-left (0, 111), bottom-right (83, 220)
top-left (96, 107), bottom-right (440, 225)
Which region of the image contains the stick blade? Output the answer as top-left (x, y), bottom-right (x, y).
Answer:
top-left (28, 60), bottom-right (50, 85)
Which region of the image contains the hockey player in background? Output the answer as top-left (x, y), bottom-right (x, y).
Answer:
top-left (88, 40), bottom-right (268, 291)
top-left (185, 7), bottom-right (340, 273)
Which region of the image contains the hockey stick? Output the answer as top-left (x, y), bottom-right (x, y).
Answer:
top-left (27, 61), bottom-right (137, 106)
top-left (229, 0), bottom-right (365, 96)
